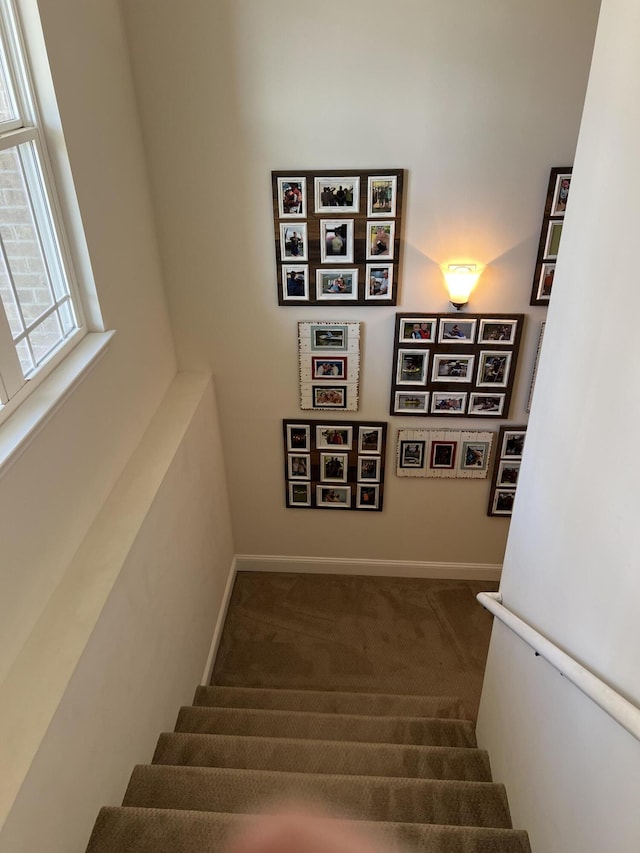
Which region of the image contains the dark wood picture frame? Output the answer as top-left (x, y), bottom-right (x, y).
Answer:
top-left (487, 424), bottom-right (527, 516)
top-left (283, 418), bottom-right (387, 510)
top-left (273, 169), bottom-right (404, 306)
top-left (389, 313), bottom-right (524, 419)
top-left (530, 166), bottom-right (572, 305)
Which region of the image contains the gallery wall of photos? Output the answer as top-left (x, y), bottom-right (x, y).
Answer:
top-left (487, 425), bottom-right (527, 516)
top-left (389, 313), bottom-right (524, 419)
top-left (298, 322), bottom-right (361, 411)
top-left (283, 419), bottom-right (387, 511)
top-left (530, 166), bottom-right (572, 305)
top-left (272, 169), bottom-right (404, 305)
top-left (397, 429), bottom-right (494, 479)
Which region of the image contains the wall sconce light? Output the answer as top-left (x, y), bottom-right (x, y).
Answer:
top-left (442, 264), bottom-right (483, 310)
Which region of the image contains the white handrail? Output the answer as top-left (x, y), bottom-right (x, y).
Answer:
top-left (477, 591), bottom-right (640, 742)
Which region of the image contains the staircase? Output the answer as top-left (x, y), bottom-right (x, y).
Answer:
top-left (85, 684), bottom-right (531, 852)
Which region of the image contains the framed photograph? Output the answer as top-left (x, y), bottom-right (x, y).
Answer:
top-left (478, 319), bottom-right (518, 345)
top-left (288, 454), bottom-right (310, 480)
top-left (357, 456), bottom-right (380, 481)
top-left (287, 424), bottom-right (310, 451)
top-left (367, 175), bottom-right (397, 217)
top-left (365, 264), bottom-right (393, 300)
top-left (357, 484), bottom-right (379, 509)
top-left (312, 385), bottom-right (347, 408)
top-left (278, 177), bottom-right (306, 218)
top-left (430, 441), bottom-right (457, 469)
top-left (316, 269), bottom-right (358, 300)
top-left (431, 392), bottom-right (467, 413)
top-left (320, 219), bottom-right (354, 263)
top-left (551, 172), bottom-right (572, 215)
top-left (316, 425), bottom-right (353, 450)
top-left (468, 393), bottom-right (505, 415)
top-left (282, 265), bottom-right (309, 302)
top-left (312, 356), bottom-right (347, 380)
top-left (527, 322), bottom-right (546, 413)
top-left (477, 351), bottom-right (512, 387)
top-left (280, 223), bottom-right (308, 261)
top-left (399, 440), bottom-right (425, 469)
top-left (314, 177), bottom-right (360, 213)
top-left (501, 429), bottom-right (526, 459)
top-left (460, 441), bottom-right (491, 472)
top-left (320, 452), bottom-right (349, 483)
top-left (394, 391), bottom-right (429, 414)
top-left (316, 485), bottom-right (352, 508)
top-left (288, 482), bottom-right (311, 507)
top-left (359, 426), bottom-right (384, 454)
top-left (399, 317), bottom-right (436, 343)
top-left (310, 325), bottom-right (348, 351)
top-left (535, 263), bottom-right (555, 301)
top-left (397, 349), bottom-right (428, 385)
top-left (438, 319), bottom-right (477, 343)
top-left (492, 488), bottom-right (516, 515)
top-left (432, 354), bottom-right (475, 383)
top-left (544, 219), bottom-right (563, 260)
top-left (366, 221), bottom-right (395, 260)
top-left (497, 459), bottom-right (521, 487)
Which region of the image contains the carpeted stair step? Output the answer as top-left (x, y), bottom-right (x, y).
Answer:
top-left (152, 732), bottom-right (491, 781)
top-left (123, 765), bottom-right (512, 827)
top-left (195, 686), bottom-right (468, 720)
top-left (174, 706), bottom-right (476, 748)
top-left (86, 807), bottom-right (532, 853)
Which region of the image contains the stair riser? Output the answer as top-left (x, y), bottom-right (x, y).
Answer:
top-left (123, 766), bottom-right (511, 828)
top-left (175, 707), bottom-right (477, 748)
top-left (153, 733), bottom-right (492, 781)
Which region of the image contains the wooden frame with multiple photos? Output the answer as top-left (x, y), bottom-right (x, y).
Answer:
top-left (273, 169), bottom-right (404, 306)
top-left (487, 424), bottom-right (527, 516)
top-left (396, 428), bottom-right (494, 479)
top-left (284, 419), bottom-right (387, 510)
top-left (390, 313), bottom-right (524, 419)
top-left (530, 166), bottom-right (572, 305)
top-left (298, 321), bottom-right (361, 411)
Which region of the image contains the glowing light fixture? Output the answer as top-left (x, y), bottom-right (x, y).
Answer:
top-left (442, 264), bottom-right (483, 310)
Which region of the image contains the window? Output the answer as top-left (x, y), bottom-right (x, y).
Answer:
top-left (0, 0), bottom-right (85, 416)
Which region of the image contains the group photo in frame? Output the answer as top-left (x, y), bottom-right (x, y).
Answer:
top-left (272, 169), bottom-right (404, 306)
top-left (299, 322), bottom-right (360, 411)
top-left (396, 429), bottom-right (494, 479)
top-left (283, 419), bottom-right (387, 511)
top-left (389, 313), bottom-right (523, 418)
top-left (487, 424), bottom-right (527, 516)
top-left (530, 166), bottom-right (572, 305)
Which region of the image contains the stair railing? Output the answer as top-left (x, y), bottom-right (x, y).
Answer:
top-left (477, 591), bottom-right (640, 742)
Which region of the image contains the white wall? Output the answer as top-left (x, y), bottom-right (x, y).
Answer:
top-left (0, 375), bottom-right (235, 853)
top-left (478, 1), bottom-right (640, 850)
top-left (120, 0), bottom-right (600, 567)
top-left (0, 0), bottom-right (177, 685)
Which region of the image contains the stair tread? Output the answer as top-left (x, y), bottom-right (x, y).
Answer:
top-left (196, 686), bottom-right (469, 719)
top-left (87, 807), bottom-right (531, 853)
top-left (152, 732), bottom-right (492, 781)
top-left (175, 706), bottom-right (477, 748)
top-left (123, 764), bottom-right (511, 828)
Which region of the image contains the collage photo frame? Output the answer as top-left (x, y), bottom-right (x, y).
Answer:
top-left (284, 419), bottom-right (387, 511)
top-left (530, 166), bottom-right (572, 305)
top-left (487, 424), bottom-right (527, 515)
top-left (298, 321), bottom-right (361, 411)
top-left (389, 313), bottom-right (524, 419)
top-left (396, 428), bottom-right (494, 479)
top-left (273, 169), bottom-right (404, 306)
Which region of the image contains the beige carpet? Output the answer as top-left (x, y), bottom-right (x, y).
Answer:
top-left (212, 573), bottom-right (498, 720)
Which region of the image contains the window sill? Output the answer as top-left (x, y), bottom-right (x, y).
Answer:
top-left (0, 330), bottom-right (115, 478)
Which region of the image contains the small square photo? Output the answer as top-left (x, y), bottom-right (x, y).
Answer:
top-left (316, 485), bottom-right (352, 508)
top-left (394, 391), bottom-right (429, 414)
top-left (288, 482), bottom-right (311, 506)
top-left (287, 424), bottom-right (310, 451)
top-left (365, 264), bottom-right (393, 300)
top-left (359, 426), bottom-right (383, 454)
top-left (469, 393), bottom-right (505, 415)
top-left (280, 223), bottom-right (308, 261)
top-left (367, 175), bottom-right (397, 217)
top-left (312, 356), bottom-right (347, 380)
top-left (320, 452), bottom-right (349, 482)
top-left (497, 460), bottom-right (521, 486)
top-left (316, 425), bottom-right (353, 450)
top-left (399, 318), bottom-right (436, 343)
top-left (431, 392), bottom-right (467, 413)
top-left (320, 219), bottom-right (354, 263)
top-left (551, 172), bottom-right (572, 215)
top-left (399, 440), bottom-right (425, 469)
top-left (311, 325), bottom-right (348, 351)
top-left (357, 456), bottom-right (380, 481)
top-left (397, 350), bottom-right (428, 385)
top-left (432, 354), bottom-right (475, 383)
top-left (430, 441), bottom-right (457, 469)
top-left (492, 488), bottom-right (516, 515)
top-left (282, 265), bottom-right (309, 301)
top-left (366, 221), bottom-right (395, 260)
top-left (312, 385), bottom-right (347, 409)
top-left (438, 319), bottom-right (476, 343)
top-left (314, 177), bottom-right (360, 213)
top-left (477, 352), bottom-right (511, 387)
top-left (501, 430), bottom-right (526, 459)
top-left (357, 484), bottom-right (379, 509)
top-left (478, 319), bottom-right (517, 345)
top-left (460, 442), bottom-right (490, 471)
top-left (278, 177), bottom-right (306, 218)
top-left (316, 269), bottom-right (358, 300)
top-left (288, 453), bottom-right (310, 479)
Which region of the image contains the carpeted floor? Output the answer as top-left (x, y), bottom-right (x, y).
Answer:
top-left (212, 573), bottom-right (498, 720)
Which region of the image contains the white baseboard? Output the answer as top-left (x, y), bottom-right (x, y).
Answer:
top-left (200, 556), bottom-right (238, 685)
top-left (234, 554), bottom-right (502, 581)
